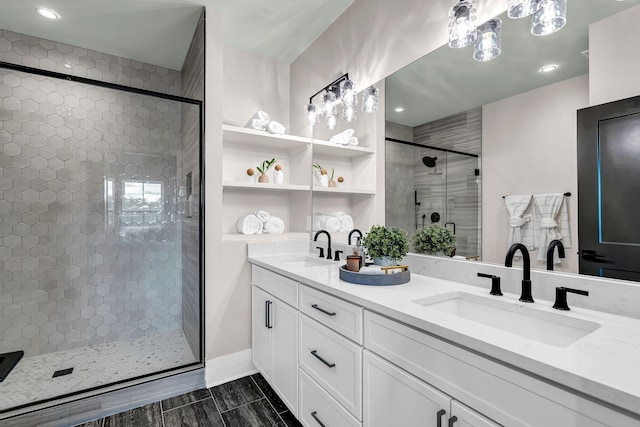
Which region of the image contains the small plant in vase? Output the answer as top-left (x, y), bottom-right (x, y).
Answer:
top-left (412, 224), bottom-right (456, 256)
top-left (361, 225), bottom-right (409, 266)
top-left (328, 169), bottom-right (336, 187)
top-left (313, 163), bottom-right (329, 187)
top-left (257, 158), bottom-right (276, 183)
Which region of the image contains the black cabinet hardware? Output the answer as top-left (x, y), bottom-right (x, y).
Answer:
top-left (265, 301), bottom-right (272, 329)
top-left (334, 250), bottom-right (343, 261)
top-left (436, 409), bottom-right (446, 427)
top-left (311, 304), bottom-right (336, 316)
top-left (316, 246), bottom-right (325, 258)
top-left (310, 350), bottom-right (335, 368)
top-left (310, 411), bottom-right (326, 427)
top-left (477, 272), bottom-right (502, 296)
top-left (448, 416), bottom-right (458, 427)
top-left (553, 287), bottom-right (589, 310)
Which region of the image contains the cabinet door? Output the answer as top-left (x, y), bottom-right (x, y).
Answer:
top-left (271, 298), bottom-right (298, 416)
top-left (252, 286), bottom-right (272, 381)
top-left (363, 350), bottom-right (450, 427)
top-left (449, 401), bottom-right (501, 427)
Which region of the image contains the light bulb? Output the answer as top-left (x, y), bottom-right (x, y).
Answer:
top-left (473, 19), bottom-right (502, 62)
top-left (531, 0), bottom-right (567, 36)
top-left (321, 90), bottom-right (337, 117)
top-left (305, 103), bottom-right (319, 126)
top-left (340, 78), bottom-right (357, 108)
top-left (507, 0), bottom-right (543, 19)
top-left (362, 86), bottom-right (379, 113)
top-left (448, 0), bottom-right (477, 48)
top-left (325, 114), bottom-right (338, 130)
top-left (342, 105), bottom-right (357, 122)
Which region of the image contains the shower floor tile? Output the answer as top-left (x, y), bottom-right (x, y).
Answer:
top-left (0, 329), bottom-right (196, 411)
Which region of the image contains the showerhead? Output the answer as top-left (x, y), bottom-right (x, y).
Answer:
top-left (422, 156), bottom-right (437, 168)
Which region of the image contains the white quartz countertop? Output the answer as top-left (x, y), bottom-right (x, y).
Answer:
top-left (248, 253), bottom-right (640, 418)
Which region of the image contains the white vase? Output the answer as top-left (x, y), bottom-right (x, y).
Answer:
top-left (373, 256), bottom-right (396, 266)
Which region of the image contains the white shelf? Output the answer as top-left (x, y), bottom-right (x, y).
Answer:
top-left (223, 181), bottom-right (310, 192)
top-left (223, 232), bottom-right (310, 242)
top-left (313, 186), bottom-right (376, 196)
top-left (312, 139), bottom-right (375, 158)
top-left (223, 124), bottom-right (310, 152)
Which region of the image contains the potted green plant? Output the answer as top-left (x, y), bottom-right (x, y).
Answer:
top-left (257, 158), bottom-right (276, 183)
top-left (412, 224), bottom-right (456, 256)
top-left (361, 225), bottom-right (409, 266)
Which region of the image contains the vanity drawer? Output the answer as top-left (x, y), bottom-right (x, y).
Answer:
top-left (299, 368), bottom-right (361, 427)
top-left (364, 310), bottom-right (637, 427)
top-left (299, 284), bottom-right (363, 344)
top-left (252, 265), bottom-right (298, 308)
top-left (299, 314), bottom-right (362, 420)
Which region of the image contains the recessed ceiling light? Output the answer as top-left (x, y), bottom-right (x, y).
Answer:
top-left (36, 7), bottom-right (60, 20)
top-left (63, 63), bottom-right (72, 69)
top-left (394, 107), bottom-right (405, 112)
top-left (539, 64), bottom-right (558, 73)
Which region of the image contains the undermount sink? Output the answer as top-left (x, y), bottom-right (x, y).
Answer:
top-left (412, 292), bottom-right (601, 347)
top-left (280, 256), bottom-right (334, 268)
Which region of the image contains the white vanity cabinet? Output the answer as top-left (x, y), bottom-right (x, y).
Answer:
top-left (251, 267), bottom-right (299, 416)
top-left (363, 350), bottom-right (499, 427)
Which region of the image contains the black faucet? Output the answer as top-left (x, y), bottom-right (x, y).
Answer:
top-left (505, 243), bottom-right (534, 303)
top-left (348, 229), bottom-right (363, 245)
top-left (546, 239), bottom-right (565, 271)
top-left (314, 230), bottom-right (332, 260)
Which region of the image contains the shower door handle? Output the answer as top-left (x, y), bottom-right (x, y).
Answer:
top-left (265, 301), bottom-right (273, 329)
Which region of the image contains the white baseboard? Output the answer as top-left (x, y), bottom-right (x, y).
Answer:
top-left (204, 349), bottom-right (258, 388)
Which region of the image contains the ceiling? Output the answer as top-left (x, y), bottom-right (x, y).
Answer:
top-left (0, 0), bottom-right (354, 70)
top-left (386, 0), bottom-right (640, 128)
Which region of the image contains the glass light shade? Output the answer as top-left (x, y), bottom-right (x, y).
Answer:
top-left (448, 0), bottom-right (477, 48)
top-left (305, 102), bottom-right (319, 125)
top-left (342, 105), bottom-right (357, 122)
top-left (325, 114), bottom-right (338, 130)
top-left (531, 0), bottom-right (567, 36)
top-left (507, 0), bottom-right (542, 19)
top-left (321, 90), bottom-right (337, 116)
top-left (362, 86), bottom-right (379, 113)
top-left (473, 19), bottom-right (502, 62)
top-left (340, 78), bottom-right (357, 108)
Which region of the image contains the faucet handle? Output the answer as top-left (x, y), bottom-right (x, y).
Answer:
top-left (553, 287), bottom-right (589, 311)
top-left (334, 250), bottom-right (343, 262)
top-left (477, 273), bottom-right (502, 296)
top-left (316, 246), bottom-right (325, 258)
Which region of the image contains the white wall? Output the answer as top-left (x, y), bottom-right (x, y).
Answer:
top-left (589, 4), bottom-right (640, 106)
top-left (223, 45), bottom-right (290, 128)
top-left (482, 75), bottom-right (589, 273)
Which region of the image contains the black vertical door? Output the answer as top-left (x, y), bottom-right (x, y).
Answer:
top-left (577, 95), bottom-right (640, 281)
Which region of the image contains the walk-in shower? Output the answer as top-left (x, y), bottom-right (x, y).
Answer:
top-left (0, 25), bottom-right (203, 417)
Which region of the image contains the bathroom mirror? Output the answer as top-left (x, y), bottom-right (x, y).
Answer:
top-left (384, 0), bottom-right (640, 274)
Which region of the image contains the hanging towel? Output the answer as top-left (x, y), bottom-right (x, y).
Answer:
top-left (254, 210), bottom-right (270, 223)
top-left (236, 214), bottom-right (263, 234)
top-left (504, 195), bottom-right (535, 250)
top-left (263, 217), bottom-right (285, 234)
top-left (267, 121), bottom-right (286, 135)
top-left (329, 128), bottom-right (355, 145)
top-left (245, 111), bottom-right (270, 131)
top-left (532, 193), bottom-right (567, 262)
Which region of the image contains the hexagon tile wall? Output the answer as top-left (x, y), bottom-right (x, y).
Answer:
top-left (0, 29), bottom-right (192, 357)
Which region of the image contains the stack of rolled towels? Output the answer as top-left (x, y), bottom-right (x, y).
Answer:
top-left (313, 212), bottom-right (354, 232)
top-left (328, 128), bottom-right (359, 146)
top-left (237, 210), bottom-right (285, 235)
top-left (245, 111), bottom-right (286, 135)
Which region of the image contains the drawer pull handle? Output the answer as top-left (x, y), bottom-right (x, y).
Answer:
top-left (310, 411), bottom-right (326, 427)
top-left (448, 416), bottom-right (458, 427)
top-left (311, 304), bottom-right (336, 316)
top-left (436, 409), bottom-right (446, 427)
top-left (265, 301), bottom-right (273, 329)
top-left (310, 350), bottom-right (335, 368)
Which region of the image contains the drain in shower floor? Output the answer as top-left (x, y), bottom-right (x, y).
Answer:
top-left (52, 368), bottom-right (74, 378)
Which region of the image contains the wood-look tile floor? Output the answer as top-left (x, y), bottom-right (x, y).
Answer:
top-left (75, 374), bottom-right (301, 427)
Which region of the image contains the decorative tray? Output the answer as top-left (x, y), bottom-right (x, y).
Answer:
top-left (339, 265), bottom-right (410, 286)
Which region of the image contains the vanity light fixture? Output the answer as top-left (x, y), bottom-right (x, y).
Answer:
top-left (539, 64), bottom-right (558, 73)
top-left (36, 7), bottom-right (60, 20)
top-left (448, 0), bottom-right (478, 48)
top-left (531, 0), bottom-right (567, 36)
top-left (305, 73), bottom-right (378, 128)
top-left (507, 0), bottom-right (543, 19)
top-left (474, 19), bottom-right (502, 61)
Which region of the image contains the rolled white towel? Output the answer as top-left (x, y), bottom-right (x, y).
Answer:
top-left (264, 216), bottom-right (285, 234)
top-left (245, 111), bottom-right (270, 131)
top-left (329, 129), bottom-right (355, 145)
top-left (358, 266), bottom-right (386, 275)
top-left (325, 217), bottom-right (340, 233)
top-left (348, 136), bottom-right (359, 146)
top-left (254, 210), bottom-right (270, 223)
top-left (237, 214), bottom-right (262, 234)
top-left (337, 214), bottom-right (354, 232)
top-left (313, 214), bottom-right (327, 231)
top-left (267, 121), bottom-right (286, 135)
